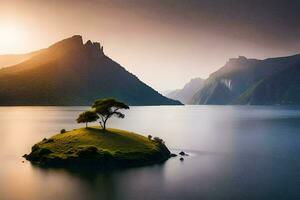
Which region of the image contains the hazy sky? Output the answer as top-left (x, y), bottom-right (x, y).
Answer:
top-left (0, 0), bottom-right (300, 91)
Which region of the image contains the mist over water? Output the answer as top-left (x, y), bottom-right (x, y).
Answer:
top-left (0, 106), bottom-right (299, 200)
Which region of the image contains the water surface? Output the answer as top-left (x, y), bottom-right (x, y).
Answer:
top-left (0, 106), bottom-right (299, 200)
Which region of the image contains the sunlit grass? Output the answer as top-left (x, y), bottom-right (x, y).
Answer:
top-left (24, 125), bottom-right (171, 168)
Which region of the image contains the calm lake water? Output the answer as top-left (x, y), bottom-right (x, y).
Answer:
top-left (0, 106), bottom-right (299, 200)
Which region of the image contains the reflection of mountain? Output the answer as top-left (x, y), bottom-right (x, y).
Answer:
top-left (166, 78), bottom-right (204, 104)
top-left (192, 54), bottom-right (300, 105)
top-left (0, 35), bottom-right (180, 106)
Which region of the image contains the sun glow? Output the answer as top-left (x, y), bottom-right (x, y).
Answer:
top-left (0, 22), bottom-right (24, 54)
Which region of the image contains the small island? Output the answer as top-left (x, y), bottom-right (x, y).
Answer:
top-left (24, 98), bottom-right (171, 169)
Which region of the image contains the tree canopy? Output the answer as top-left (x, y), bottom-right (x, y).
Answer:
top-left (76, 110), bottom-right (99, 128)
top-left (92, 98), bottom-right (129, 130)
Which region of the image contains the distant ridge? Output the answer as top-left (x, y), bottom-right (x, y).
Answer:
top-left (166, 77), bottom-right (204, 104)
top-left (0, 51), bottom-right (41, 69)
top-left (191, 54), bottom-right (300, 105)
top-left (0, 35), bottom-right (181, 106)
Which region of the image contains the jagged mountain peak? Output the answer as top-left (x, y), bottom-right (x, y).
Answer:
top-left (47, 35), bottom-right (104, 58)
top-left (49, 35), bottom-right (83, 49)
top-left (84, 40), bottom-right (104, 58)
top-left (225, 56), bottom-right (259, 66)
top-left (228, 56), bottom-right (248, 62)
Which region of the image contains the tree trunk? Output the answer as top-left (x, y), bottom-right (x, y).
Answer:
top-left (103, 118), bottom-right (108, 131)
top-left (86, 122), bottom-right (87, 128)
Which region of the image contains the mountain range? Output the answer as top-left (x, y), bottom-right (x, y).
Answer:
top-left (0, 35), bottom-right (180, 106)
top-left (189, 54), bottom-right (300, 105)
top-left (1, 35), bottom-right (299, 106)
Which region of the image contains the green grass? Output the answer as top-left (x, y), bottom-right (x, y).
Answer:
top-left (40, 127), bottom-right (159, 157)
top-left (25, 127), bottom-right (170, 168)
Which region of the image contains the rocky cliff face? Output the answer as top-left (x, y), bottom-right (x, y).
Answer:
top-left (44, 35), bottom-right (104, 59)
top-left (84, 39), bottom-right (104, 58)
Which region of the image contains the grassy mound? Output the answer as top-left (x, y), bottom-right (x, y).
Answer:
top-left (24, 127), bottom-right (171, 169)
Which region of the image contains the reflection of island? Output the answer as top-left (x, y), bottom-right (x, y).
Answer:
top-left (29, 158), bottom-right (167, 200)
top-left (24, 98), bottom-right (171, 169)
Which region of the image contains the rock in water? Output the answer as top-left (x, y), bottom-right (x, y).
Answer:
top-left (179, 151), bottom-right (188, 156)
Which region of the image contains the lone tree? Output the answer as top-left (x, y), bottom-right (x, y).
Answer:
top-left (76, 110), bottom-right (99, 128)
top-left (92, 98), bottom-right (129, 130)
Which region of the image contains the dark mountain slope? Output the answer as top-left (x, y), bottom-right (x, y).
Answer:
top-left (237, 64), bottom-right (300, 105)
top-left (192, 54), bottom-right (300, 105)
top-left (0, 35), bottom-right (180, 106)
